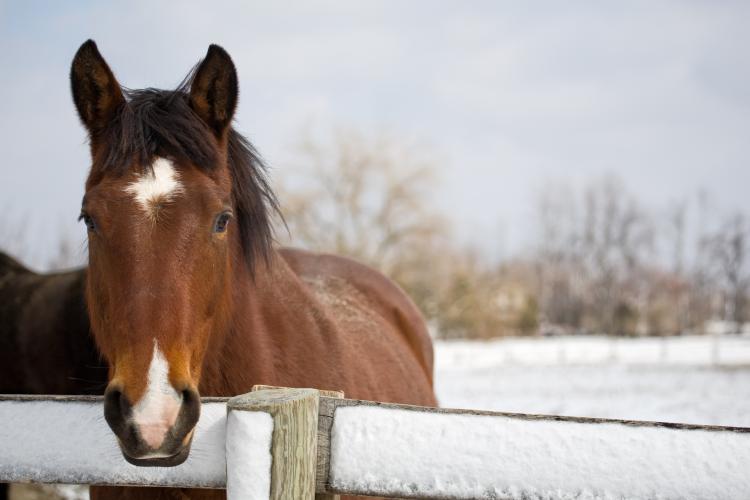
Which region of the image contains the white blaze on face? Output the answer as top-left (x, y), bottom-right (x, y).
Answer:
top-left (125, 157), bottom-right (183, 217)
top-left (131, 340), bottom-right (182, 451)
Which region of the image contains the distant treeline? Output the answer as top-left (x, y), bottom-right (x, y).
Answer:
top-left (277, 127), bottom-right (749, 338)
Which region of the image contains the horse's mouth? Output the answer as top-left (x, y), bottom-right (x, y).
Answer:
top-left (121, 442), bottom-right (192, 467)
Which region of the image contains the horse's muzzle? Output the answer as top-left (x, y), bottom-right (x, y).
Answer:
top-left (103, 385), bottom-right (201, 467)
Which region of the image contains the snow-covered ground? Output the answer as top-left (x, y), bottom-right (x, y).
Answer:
top-left (435, 335), bottom-right (750, 426)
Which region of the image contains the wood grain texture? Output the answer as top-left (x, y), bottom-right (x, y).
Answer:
top-left (315, 392), bottom-right (343, 500)
top-left (229, 388), bottom-right (319, 500)
top-left (251, 384), bottom-right (344, 399)
top-left (251, 385), bottom-right (344, 499)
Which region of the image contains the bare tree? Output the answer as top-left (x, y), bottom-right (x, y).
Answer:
top-left (532, 176), bottom-right (655, 335)
top-left (276, 126), bottom-right (452, 323)
top-left (666, 201), bottom-right (688, 333)
top-left (680, 192), bottom-right (719, 332)
top-left (666, 201), bottom-right (688, 276)
top-left (277, 128), bottom-right (444, 272)
top-left (533, 182), bottom-right (584, 330)
top-left (588, 176), bottom-right (655, 335)
top-left (710, 213), bottom-right (750, 331)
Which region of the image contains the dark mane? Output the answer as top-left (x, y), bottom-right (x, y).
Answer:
top-left (90, 78), bottom-right (280, 271)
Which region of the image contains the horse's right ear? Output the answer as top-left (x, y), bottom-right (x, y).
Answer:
top-left (189, 45), bottom-right (238, 138)
top-left (70, 40), bottom-right (125, 134)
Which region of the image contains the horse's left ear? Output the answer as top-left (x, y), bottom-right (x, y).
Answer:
top-left (189, 45), bottom-right (238, 138)
top-left (70, 40), bottom-right (125, 134)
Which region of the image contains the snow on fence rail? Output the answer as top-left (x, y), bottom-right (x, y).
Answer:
top-left (2, 389), bottom-right (750, 500)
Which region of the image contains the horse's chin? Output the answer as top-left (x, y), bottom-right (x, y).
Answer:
top-left (121, 442), bottom-right (192, 467)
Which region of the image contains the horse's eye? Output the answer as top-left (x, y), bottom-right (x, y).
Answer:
top-left (213, 212), bottom-right (232, 233)
top-left (78, 212), bottom-right (97, 232)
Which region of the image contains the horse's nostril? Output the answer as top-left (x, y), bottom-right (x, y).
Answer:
top-left (182, 388), bottom-right (195, 404)
top-left (103, 387), bottom-right (131, 434)
top-left (110, 390), bottom-right (123, 409)
top-left (104, 388), bottom-right (119, 409)
top-left (119, 394), bottom-right (132, 423)
top-left (178, 387), bottom-right (201, 433)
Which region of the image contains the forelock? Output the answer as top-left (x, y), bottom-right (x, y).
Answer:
top-left (92, 86), bottom-right (218, 175)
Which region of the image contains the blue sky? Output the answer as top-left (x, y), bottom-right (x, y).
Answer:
top-left (1, 1), bottom-right (749, 268)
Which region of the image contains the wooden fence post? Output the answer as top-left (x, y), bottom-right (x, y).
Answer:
top-left (228, 388), bottom-right (319, 500)
top-left (250, 385), bottom-right (344, 500)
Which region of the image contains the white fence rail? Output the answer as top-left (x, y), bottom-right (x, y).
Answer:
top-left (2, 391), bottom-right (750, 499)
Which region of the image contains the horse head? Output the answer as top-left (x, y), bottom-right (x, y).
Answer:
top-left (70, 40), bottom-right (275, 466)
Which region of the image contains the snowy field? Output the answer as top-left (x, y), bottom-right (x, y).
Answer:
top-left (435, 335), bottom-right (750, 427)
top-left (10, 335), bottom-right (750, 499)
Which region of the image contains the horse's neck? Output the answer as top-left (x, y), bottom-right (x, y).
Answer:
top-left (200, 249), bottom-right (341, 396)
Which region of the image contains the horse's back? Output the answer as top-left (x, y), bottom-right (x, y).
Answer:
top-left (278, 247), bottom-right (436, 406)
top-left (0, 251), bottom-right (102, 394)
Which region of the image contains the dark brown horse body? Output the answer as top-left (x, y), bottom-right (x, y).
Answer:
top-left (0, 252), bottom-right (104, 500)
top-left (66, 40), bottom-right (436, 500)
top-left (0, 252), bottom-right (104, 395)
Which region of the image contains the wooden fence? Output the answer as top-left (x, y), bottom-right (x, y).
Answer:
top-left (2, 388), bottom-right (750, 499)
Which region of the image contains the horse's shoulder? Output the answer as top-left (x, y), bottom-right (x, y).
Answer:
top-left (277, 247), bottom-right (434, 382)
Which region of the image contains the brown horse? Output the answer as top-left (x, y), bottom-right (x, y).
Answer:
top-left (0, 252), bottom-right (103, 396)
top-left (0, 252), bottom-right (104, 500)
top-left (69, 40), bottom-right (436, 499)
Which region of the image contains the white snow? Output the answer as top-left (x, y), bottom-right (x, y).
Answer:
top-left (5, 335), bottom-right (750, 500)
top-left (0, 400), bottom-right (261, 488)
top-left (435, 336), bottom-right (750, 426)
top-left (225, 410), bottom-right (273, 500)
top-left (326, 336), bottom-right (750, 499)
top-left (329, 405), bottom-right (750, 500)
